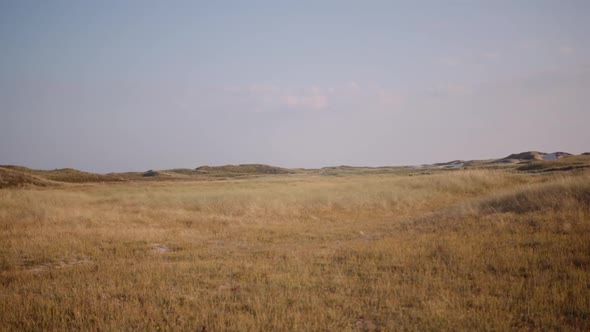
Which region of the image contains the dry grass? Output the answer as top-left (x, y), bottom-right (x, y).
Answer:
top-left (0, 167), bottom-right (53, 188)
top-left (0, 166), bottom-right (125, 184)
top-left (195, 164), bottom-right (293, 175)
top-left (516, 155), bottom-right (590, 173)
top-left (0, 169), bottom-right (589, 330)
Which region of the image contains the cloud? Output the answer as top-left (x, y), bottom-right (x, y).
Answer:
top-left (435, 83), bottom-right (474, 96)
top-left (438, 51), bottom-right (501, 67)
top-left (559, 46), bottom-right (575, 55)
top-left (282, 95), bottom-right (300, 107)
top-left (348, 81), bottom-right (360, 90)
top-left (376, 89), bottom-right (404, 108)
top-left (482, 52), bottom-right (500, 61)
top-left (190, 82), bottom-right (405, 114)
top-left (247, 84), bottom-right (280, 94)
top-left (306, 94), bottom-right (329, 110)
top-left (439, 56), bottom-right (462, 67)
top-left (245, 85), bottom-right (330, 111)
top-left (278, 94), bottom-right (328, 110)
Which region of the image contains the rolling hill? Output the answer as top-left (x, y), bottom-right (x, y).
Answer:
top-left (2, 152), bottom-right (589, 188)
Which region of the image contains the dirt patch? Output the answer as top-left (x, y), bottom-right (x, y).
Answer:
top-left (152, 244), bottom-right (171, 253)
top-left (27, 259), bottom-right (92, 272)
top-left (354, 317), bottom-right (381, 331)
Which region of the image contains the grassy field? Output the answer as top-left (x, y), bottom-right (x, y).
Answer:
top-left (1, 168), bottom-right (589, 330)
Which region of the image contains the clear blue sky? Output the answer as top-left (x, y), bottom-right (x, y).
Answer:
top-left (1, 1), bottom-right (589, 172)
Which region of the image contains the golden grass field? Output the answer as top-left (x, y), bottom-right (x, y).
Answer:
top-left (1, 168), bottom-right (589, 330)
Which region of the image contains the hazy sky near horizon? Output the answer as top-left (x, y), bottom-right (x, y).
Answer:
top-left (1, 1), bottom-right (589, 172)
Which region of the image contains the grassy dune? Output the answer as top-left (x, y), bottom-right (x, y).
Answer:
top-left (1, 169), bottom-right (589, 330)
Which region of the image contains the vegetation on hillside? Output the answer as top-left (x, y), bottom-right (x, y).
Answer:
top-left (1, 167), bottom-right (589, 330)
top-left (2, 152), bottom-right (589, 188)
top-left (195, 164), bottom-right (293, 175)
top-left (516, 154), bottom-right (590, 172)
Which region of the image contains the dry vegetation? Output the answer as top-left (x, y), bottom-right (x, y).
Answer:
top-left (1, 168), bottom-right (589, 330)
top-left (516, 155), bottom-right (590, 173)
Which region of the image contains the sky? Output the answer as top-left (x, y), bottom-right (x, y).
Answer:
top-left (1, 0), bottom-right (589, 173)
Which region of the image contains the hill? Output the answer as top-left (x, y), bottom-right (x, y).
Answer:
top-left (195, 164), bottom-right (293, 175)
top-left (429, 160), bottom-right (465, 169)
top-left (0, 167), bottom-right (54, 188)
top-left (2, 151), bottom-right (589, 187)
top-left (515, 154), bottom-right (590, 172)
top-left (0, 165), bottom-right (125, 183)
top-left (496, 151), bottom-right (572, 164)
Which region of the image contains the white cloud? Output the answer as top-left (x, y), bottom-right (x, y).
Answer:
top-left (304, 94), bottom-right (328, 110)
top-left (435, 83), bottom-right (474, 96)
top-left (439, 51), bottom-right (501, 67)
top-left (439, 56), bottom-right (462, 67)
top-left (482, 52), bottom-right (500, 61)
top-left (247, 84), bottom-right (280, 94)
top-left (376, 88), bottom-right (404, 108)
top-left (282, 95), bottom-right (300, 107)
top-left (243, 85), bottom-right (330, 111)
top-left (559, 46), bottom-right (575, 55)
top-left (212, 82), bottom-right (405, 113)
top-left (348, 81), bottom-right (360, 90)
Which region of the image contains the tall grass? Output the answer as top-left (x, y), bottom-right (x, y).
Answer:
top-left (0, 170), bottom-right (588, 330)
